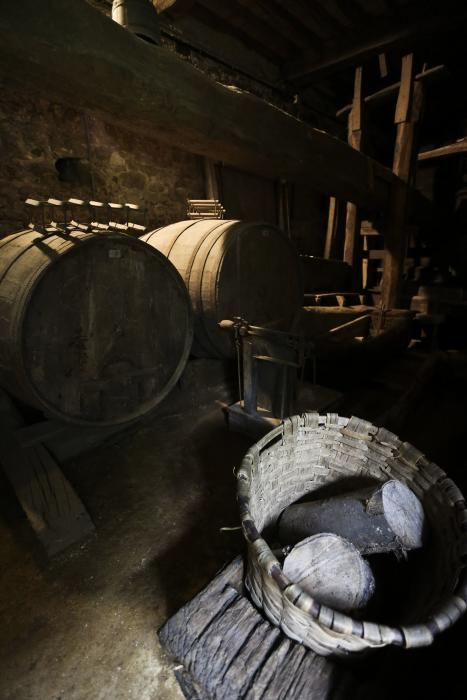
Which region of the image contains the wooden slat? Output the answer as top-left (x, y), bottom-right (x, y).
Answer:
top-left (203, 158), bottom-right (220, 200)
top-left (195, 0), bottom-right (292, 61)
top-left (324, 196), bottom-right (339, 259)
top-left (382, 55), bottom-right (424, 309)
top-left (0, 391), bottom-right (94, 556)
top-left (343, 67), bottom-right (363, 274)
top-left (378, 53), bottom-right (389, 78)
top-left (158, 13), bottom-right (285, 94)
top-left (0, 0), bottom-right (429, 215)
top-left (158, 0), bottom-right (197, 15)
top-left (394, 54), bottom-right (414, 125)
top-left (271, 0), bottom-right (345, 41)
top-left (418, 137), bottom-right (467, 161)
top-left (159, 557), bottom-right (354, 699)
top-left (336, 64), bottom-right (445, 118)
top-left (326, 314), bottom-right (372, 342)
top-left (235, 0), bottom-right (313, 51)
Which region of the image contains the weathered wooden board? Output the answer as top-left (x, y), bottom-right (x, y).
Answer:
top-left (159, 556), bottom-right (354, 700)
top-left (0, 390), bottom-right (94, 556)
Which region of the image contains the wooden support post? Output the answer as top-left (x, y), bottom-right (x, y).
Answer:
top-left (382, 54), bottom-right (424, 309)
top-left (343, 67), bottom-right (364, 281)
top-left (324, 196), bottom-right (338, 258)
top-left (242, 340), bottom-right (258, 415)
top-left (277, 179), bottom-right (292, 238)
top-left (378, 53), bottom-right (389, 78)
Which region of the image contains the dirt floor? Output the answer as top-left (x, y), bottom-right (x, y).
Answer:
top-left (1, 348), bottom-right (467, 700)
top-left (0, 406), bottom-right (251, 700)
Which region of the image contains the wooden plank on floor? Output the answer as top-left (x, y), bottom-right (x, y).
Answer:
top-left (0, 390), bottom-right (94, 556)
top-left (159, 557), bottom-right (354, 700)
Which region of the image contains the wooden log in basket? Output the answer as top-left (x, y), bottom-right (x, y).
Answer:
top-left (278, 480), bottom-right (426, 555)
top-left (283, 533), bottom-right (375, 612)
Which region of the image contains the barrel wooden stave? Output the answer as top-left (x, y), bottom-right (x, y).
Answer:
top-left (142, 219), bottom-right (303, 358)
top-left (0, 229), bottom-right (193, 426)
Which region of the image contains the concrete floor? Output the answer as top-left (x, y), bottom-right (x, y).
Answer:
top-left (0, 406), bottom-right (251, 700)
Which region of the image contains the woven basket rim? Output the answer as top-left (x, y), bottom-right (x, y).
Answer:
top-left (237, 412), bottom-right (467, 649)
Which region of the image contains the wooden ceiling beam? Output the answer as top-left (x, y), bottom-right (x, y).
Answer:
top-left (336, 64), bottom-right (446, 117)
top-left (154, 0), bottom-right (197, 14)
top-left (0, 0), bottom-right (429, 217)
top-left (195, 0), bottom-right (291, 61)
top-left (235, 0), bottom-right (314, 51)
top-left (188, 4), bottom-right (282, 64)
top-left (269, 0), bottom-right (342, 42)
top-left (418, 138), bottom-right (467, 161)
top-left (285, 5), bottom-right (467, 84)
top-left (330, 0), bottom-right (373, 27)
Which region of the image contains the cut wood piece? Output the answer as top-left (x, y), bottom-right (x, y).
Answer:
top-left (0, 390), bottom-right (94, 556)
top-left (159, 557), bottom-right (354, 700)
top-left (283, 533), bottom-right (375, 612)
top-left (278, 480), bottom-right (426, 555)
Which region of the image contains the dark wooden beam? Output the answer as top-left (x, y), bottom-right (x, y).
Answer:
top-left (324, 197), bottom-right (339, 259)
top-left (336, 64), bottom-right (445, 117)
top-left (285, 6), bottom-right (466, 84)
top-left (155, 0), bottom-right (197, 15)
top-left (195, 0), bottom-right (291, 61)
top-left (189, 4), bottom-right (286, 65)
top-left (382, 54), bottom-right (424, 309)
top-left (418, 138), bottom-right (467, 161)
top-left (329, 0), bottom-right (372, 29)
top-left (158, 14), bottom-right (287, 95)
top-left (343, 67), bottom-right (364, 273)
top-left (271, 0), bottom-right (345, 41)
top-left (0, 0), bottom-right (428, 214)
top-left (235, 0), bottom-right (312, 51)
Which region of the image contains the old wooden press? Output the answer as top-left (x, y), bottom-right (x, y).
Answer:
top-left (219, 317), bottom-right (318, 437)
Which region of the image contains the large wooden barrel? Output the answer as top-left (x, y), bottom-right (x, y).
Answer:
top-left (0, 229), bottom-right (193, 426)
top-left (141, 220), bottom-right (303, 358)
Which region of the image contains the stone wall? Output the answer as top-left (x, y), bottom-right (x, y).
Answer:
top-left (0, 80), bottom-right (205, 236)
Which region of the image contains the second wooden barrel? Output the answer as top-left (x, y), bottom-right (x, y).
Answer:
top-left (0, 228), bottom-right (193, 426)
top-left (141, 220), bottom-right (303, 358)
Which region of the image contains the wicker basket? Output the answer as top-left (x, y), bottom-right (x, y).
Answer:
top-left (237, 413), bottom-right (467, 657)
